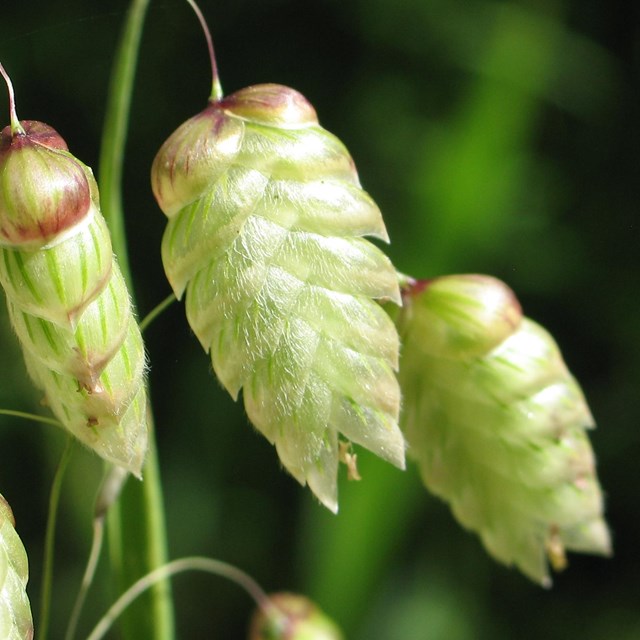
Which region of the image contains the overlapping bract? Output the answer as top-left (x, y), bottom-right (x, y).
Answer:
top-left (0, 121), bottom-right (148, 475)
top-left (152, 84), bottom-right (405, 511)
top-left (0, 494), bottom-right (33, 640)
top-left (397, 275), bottom-right (610, 584)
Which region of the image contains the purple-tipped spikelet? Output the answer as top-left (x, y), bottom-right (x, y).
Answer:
top-left (0, 113), bottom-right (148, 475)
top-left (152, 84), bottom-right (405, 511)
top-left (0, 494), bottom-right (33, 640)
top-left (396, 275), bottom-right (611, 585)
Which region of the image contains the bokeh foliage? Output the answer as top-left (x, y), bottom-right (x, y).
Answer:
top-left (0, 0), bottom-right (638, 638)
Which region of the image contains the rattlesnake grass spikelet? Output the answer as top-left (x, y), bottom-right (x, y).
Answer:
top-left (0, 493), bottom-right (33, 640)
top-left (152, 73), bottom-right (405, 510)
top-left (249, 592), bottom-right (343, 640)
top-left (396, 275), bottom-right (611, 585)
top-left (0, 64), bottom-right (148, 475)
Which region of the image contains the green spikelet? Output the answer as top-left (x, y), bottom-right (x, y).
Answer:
top-left (0, 119), bottom-right (148, 475)
top-left (396, 275), bottom-right (611, 585)
top-left (152, 84), bottom-right (404, 511)
top-left (0, 493), bottom-right (33, 640)
top-left (249, 593), bottom-right (343, 640)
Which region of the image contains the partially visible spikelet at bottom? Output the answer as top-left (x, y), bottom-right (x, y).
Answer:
top-left (0, 494), bottom-right (33, 640)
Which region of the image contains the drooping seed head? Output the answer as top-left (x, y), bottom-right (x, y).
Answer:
top-left (397, 274), bottom-right (611, 585)
top-left (152, 79), bottom-right (401, 510)
top-left (0, 121), bottom-right (91, 247)
top-left (0, 66), bottom-right (148, 475)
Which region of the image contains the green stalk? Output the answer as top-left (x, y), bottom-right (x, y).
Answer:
top-left (98, 0), bottom-right (174, 638)
top-left (99, 0), bottom-right (148, 288)
top-left (0, 409), bottom-right (62, 429)
top-left (39, 437), bottom-right (74, 640)
top-left (107, 435), bottom-right (173, 640)
top-left (139, 293), bottom-right (176, 333)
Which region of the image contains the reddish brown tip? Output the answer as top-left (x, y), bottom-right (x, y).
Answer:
top-left (0, 121), bottom-right (91, 246)
top-left (218, 84), bottom-right (318, 127)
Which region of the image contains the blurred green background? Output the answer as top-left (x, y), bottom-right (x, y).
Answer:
top-left (1, 0), bottom-right (638, 638)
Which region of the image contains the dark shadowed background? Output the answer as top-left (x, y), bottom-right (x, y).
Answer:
top-left (1, 0), bottom-right (638, 638)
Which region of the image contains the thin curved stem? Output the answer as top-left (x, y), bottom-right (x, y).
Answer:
top-left (65, 466), bottom-right (129, 640)
top-left (39, 437), bottom-right (75, 640)
top-left (185, 0), bottom-right (223, 101)
top-left (65, 518), bottom-right (104, 640)
top-left (86, 557), bottom-right (277, 640)
top-left (0, 62), bottom-right (26, 135)
top-left (139, 293), bottom-right (177, 333)
top-left (99, 0), bottom-right (149, 288)
top-left (0, 408), bottom-right (63, 429)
